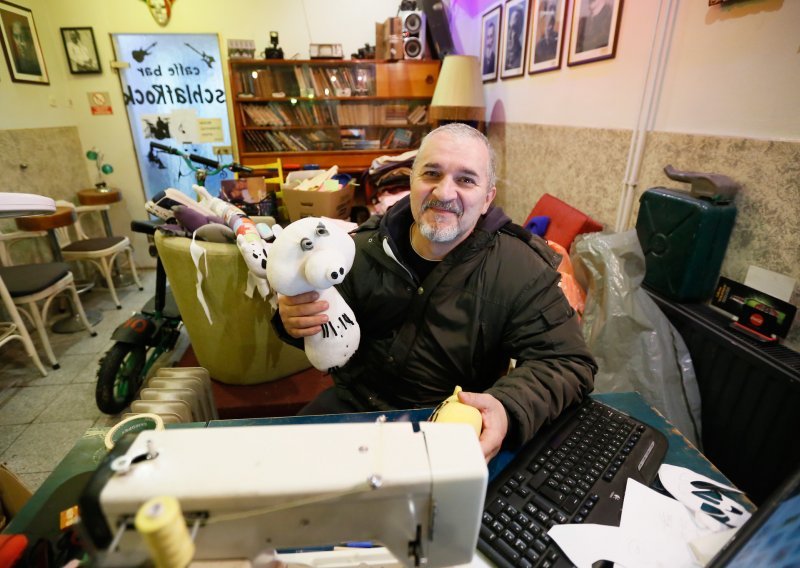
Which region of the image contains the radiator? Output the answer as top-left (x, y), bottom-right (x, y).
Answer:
top-left (649, 290), bottom-right (800, 505)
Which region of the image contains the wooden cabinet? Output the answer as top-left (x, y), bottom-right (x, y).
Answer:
top-left (228, 59), bottom-right (440, 172)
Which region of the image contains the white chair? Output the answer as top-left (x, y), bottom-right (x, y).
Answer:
top-left (0, 231), bottom-right (97, 371)
top-left (54, 200), bottom-right (143, 308)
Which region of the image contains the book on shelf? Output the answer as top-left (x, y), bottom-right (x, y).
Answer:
top-left (383, 103), bottom-right (409, 125)
top-left (407, 104), bottom-right (428, 125)
top-left (381, 128), bottom-right (415, 149)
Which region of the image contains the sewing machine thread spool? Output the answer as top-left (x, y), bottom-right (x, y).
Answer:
top-left (134, 496), bottom-right (195, 568)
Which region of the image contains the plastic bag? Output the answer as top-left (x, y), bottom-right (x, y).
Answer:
top-left (573, 230), bottom-right (703, 447)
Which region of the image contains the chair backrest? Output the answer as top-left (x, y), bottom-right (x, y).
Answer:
top-left (0, 230), bottom-right (48, 267)
top-left (53, 200), bottom-right (88, 247)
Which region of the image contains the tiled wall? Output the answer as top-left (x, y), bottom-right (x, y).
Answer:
top-left (489, 123), bottom-right (800, 350)
top-left (0, 127), bottom-right (94, 264)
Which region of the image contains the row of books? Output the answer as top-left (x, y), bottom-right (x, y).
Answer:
top-left (234, 65), bottom-right (376, 98)
top-left (241, 102), bottom-right (337, 127)
top-left (242, 127), bottom-right (423, 153)
top-left (242, 102), bottom-right (429, 128)
top-left (242, 129), bottom-right (337, 153)
top-left (336, 103), bottom-right (429, 126)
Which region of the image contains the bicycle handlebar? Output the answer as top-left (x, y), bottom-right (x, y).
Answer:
top-left (149, 142), bottom-right (253, 174)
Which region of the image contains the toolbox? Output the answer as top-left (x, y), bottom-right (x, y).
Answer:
top-left (636, 165), bottom-right (740, 302)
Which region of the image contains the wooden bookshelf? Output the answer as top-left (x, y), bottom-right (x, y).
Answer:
top-left (228, 59), bottom-right (440, 173)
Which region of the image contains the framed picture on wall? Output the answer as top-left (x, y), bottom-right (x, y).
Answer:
top-left (568, 0), bottom-right (624, 66)
top-left (61, 27), bottom-right (101, 74)
top-left (528, 0), bottom-right (568, 74)
top-left (500, 0), bottom-right (529, 79)
top-left (481, 4), bottom-right (502, 82)
top-left (0, 1), bottom-right (48, 84)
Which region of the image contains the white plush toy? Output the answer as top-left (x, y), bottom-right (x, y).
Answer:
top-left (266, 217), bottom-right (360, 372)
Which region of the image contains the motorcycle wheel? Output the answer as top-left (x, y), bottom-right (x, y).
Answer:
top-left (96, 343), bottom-right (147, 414)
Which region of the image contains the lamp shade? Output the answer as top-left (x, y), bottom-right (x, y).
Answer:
top-left (429, 55), bottom-right (485, 123)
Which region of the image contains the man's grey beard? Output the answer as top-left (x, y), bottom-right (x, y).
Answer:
top-left (418, 221), bottom-right (459, 243)
top-left (418, 199), bottom-right (463, 243)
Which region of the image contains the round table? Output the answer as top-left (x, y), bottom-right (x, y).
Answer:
top-left (15, 206), bottom-right (102, 332)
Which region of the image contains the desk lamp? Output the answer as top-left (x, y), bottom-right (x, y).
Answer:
top-left (429, 55), bottom-right (486, 131)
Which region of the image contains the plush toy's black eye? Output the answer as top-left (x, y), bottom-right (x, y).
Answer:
top-left (300, 238), bottom-right (314, 251)
top-left (315, 222), bottom-right (329, 237)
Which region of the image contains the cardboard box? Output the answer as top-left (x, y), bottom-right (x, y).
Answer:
top-left (0, 465), bottom-right (32, 530)
top-left (282, 184), bottom-right (354, 222)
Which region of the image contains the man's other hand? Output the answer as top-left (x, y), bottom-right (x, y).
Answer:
top-left (458, 391), bottom-right (508, 461)
top-left (277, 291), bottom-right (329, 339)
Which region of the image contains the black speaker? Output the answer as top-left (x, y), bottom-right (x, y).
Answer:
top-left (420, 0), bottom-right (454, 59)
top-left (400, 10), bottom-right (426, 59)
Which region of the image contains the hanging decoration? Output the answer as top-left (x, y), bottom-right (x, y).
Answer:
top-left (141, 0), bottom-right (175, 27)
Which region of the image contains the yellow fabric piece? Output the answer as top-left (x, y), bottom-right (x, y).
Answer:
top-left (155, 231), bottom-right (310, 385)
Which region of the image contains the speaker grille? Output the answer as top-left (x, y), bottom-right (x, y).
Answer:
top-left (404, 38), bottom-right (422, 58)
top-left (404, 12), bottom-right (423, 33)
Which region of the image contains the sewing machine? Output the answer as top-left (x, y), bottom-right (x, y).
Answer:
top-left (78, 420), bottom-right (488, 567)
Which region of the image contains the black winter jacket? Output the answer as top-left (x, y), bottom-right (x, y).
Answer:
top-left (322, 196), bottom-right (597, 447)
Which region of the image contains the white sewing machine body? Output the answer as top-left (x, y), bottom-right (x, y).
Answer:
top-left (79, 421), bottom-right (488, 567)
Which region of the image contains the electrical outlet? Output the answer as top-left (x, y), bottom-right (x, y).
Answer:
top-left (212, 145), bottom-right (233, 156)
top-left (48, 95), bottom-right (57, 108)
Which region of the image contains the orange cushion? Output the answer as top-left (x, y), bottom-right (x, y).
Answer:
top-left (524, 193), bottom-right (603, 250)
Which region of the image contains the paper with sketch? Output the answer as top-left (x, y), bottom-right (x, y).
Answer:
top-left (548, 479), bottom-right (708, 568)
top-left (658, 463), bottom-right (751, 528)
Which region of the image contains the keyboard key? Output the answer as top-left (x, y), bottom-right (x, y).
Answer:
top-left (493, 538), bottom-right (520, 562)
top-left (487, 498), bottom-right (506, 515)
top-left (480, 524), bottom-right (497, 542)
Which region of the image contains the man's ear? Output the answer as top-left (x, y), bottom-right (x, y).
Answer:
top-left (482, 186), bottom-right (497, 213)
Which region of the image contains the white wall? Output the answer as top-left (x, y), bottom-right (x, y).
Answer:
top-left (454, 0), bottom-right (800, 141)
top-left (0, 0), bottom-right (399, 264)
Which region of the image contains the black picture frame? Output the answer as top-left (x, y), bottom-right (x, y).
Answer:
top-left (500, 0), bottom-right (530, 79)
top-left (0, 0), bottom-right (48, 84)
top-left (61, 26), bottom-right (102, 74)
top-left (480, 4), bottom-right (502, 83)
top-left (568, 0), bottom-right (624, 66)
top-left (528, 0), bottom-right (568, 75)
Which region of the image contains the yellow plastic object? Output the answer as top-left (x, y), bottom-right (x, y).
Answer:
top-left (155, 231), bottom-right (310, 385)
top-left (135, 496), bottom-right (194, 568)
top-left (430, 386), bottom-right (483, 437)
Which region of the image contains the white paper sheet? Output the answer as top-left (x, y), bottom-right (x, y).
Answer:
top-left (548, 479), bottom-right (708, 568)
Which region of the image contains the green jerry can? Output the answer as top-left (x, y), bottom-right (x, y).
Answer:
top-left (636, 165), bottom-right (740, 302)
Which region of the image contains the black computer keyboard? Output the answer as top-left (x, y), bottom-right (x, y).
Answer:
top-left (478, 398), bottom-right (669, 568)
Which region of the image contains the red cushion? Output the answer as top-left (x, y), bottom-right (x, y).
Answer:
top-left (524, 193), bottom-right (603, 250)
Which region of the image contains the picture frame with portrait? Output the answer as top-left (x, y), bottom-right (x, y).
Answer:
top-left (528, 0), bottom-right (568, 75)
top-left (0, 1), bottom-right (48, 84)
top-left (500, 0), bottom-right (529, 79)
top-left (61, 27), bottom-right (101, 74)
top-left (480, 4), bottom-right (502, 83)
top-left (567, 0), bottom-right (624, 66)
